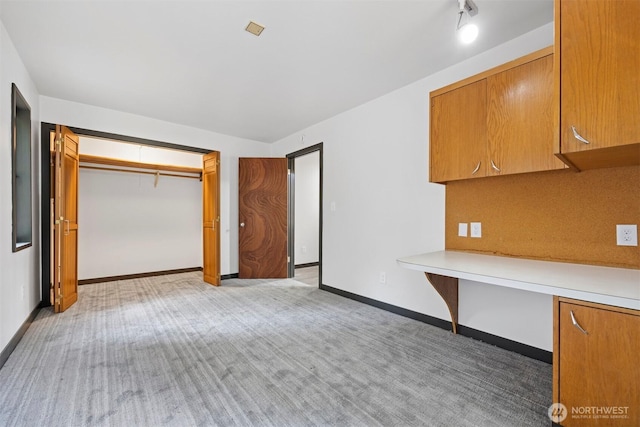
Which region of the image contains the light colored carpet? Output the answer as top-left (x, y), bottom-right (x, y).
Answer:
top-left (0, 272), bottom-right (551, 426)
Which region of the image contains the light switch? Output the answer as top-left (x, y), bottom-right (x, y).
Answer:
top-left (470, 222), bottom-right (482, 238)
top-left (458, 223), bottom-right (468, 237)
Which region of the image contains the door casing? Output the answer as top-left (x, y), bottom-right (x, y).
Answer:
top-left (286, 143), bottom-right (323, 285)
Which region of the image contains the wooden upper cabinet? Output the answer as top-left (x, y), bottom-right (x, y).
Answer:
top-left (430, 80), bottom-right (487, 182)
top-left (429, 47), bottom-right (559, 183)
top-left (556, 0), bottom-right (640, 169)
top-left (487, 54), bottom-right (565, 175)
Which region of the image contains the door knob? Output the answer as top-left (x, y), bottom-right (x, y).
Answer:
top-left (240, 222), bottom-right (245, 227)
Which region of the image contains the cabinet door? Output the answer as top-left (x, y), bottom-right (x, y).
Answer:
top-left (430, 80), bottom-right (487, 183)
top-left (559, 0), bottom-right (640, 153)
top-left (557, 300), bottom-right (640, 426)
top-left (487, 55), bottom-right (564, 175)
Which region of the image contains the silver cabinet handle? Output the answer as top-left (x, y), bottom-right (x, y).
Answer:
top-left (570, 310), bottom-right (588, 335)
top-left (490, 160), bottom-right (501, 172)
top-left (471, 161), bottom-right (481, 175)
top-left (240, 222), bottom-right (245, 228)
top-left (571, 126), bottom-right (590, 145)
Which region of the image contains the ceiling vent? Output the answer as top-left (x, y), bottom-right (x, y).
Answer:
top-left (245, 21), bottom-right (265, 37)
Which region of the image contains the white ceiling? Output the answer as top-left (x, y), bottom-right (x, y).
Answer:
top-left (0, 0), bottom-right (553, 143)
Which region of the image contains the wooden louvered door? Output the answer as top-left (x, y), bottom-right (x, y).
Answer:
top-left (238, 158), bottom-right (288, 278)
top-left (202, 152), bottom-right (221, 286)
top-left (52, 125), bottom-right (79, 312)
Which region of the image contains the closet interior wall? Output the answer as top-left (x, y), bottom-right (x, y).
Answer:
top-left (77, 137), bottom-right (203, 280)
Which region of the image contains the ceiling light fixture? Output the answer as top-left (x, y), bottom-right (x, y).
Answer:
top-left (456, 0), bottom-right (479, 44)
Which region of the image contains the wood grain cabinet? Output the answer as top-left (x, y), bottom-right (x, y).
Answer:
top-left (553, 297), bottom-right (640, 426)
top-left (430, 79), bottom-right (487, 182)
top-left (555, 0), bottom-right (640, 171)
top-left (430, 48), bottom-right (563, 183)
top-left (487, 54), bottom-right (565, 176)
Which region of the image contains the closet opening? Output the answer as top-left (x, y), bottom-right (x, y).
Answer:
top-left (40, 123), bottom-right (216, 309)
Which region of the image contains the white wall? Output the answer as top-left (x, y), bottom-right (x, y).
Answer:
top-left (39, 97), bottom-right (271, 276)
top-left (294, 151), bottom-right (320, 265)
top-left (272, 23), bottom-right (555, 351)
top-left (78, 138), bottom-right (203, 279)
top-left (80, 137), bottom-right (203, 168)
top-left (0, 22), bottom-right (41, 353)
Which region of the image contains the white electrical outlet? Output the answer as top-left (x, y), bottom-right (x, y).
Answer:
top-left (302, 246), bottom-right (307, 253)
top-left (330, 202), bottom-right (336, 212)
top-left (470, 222), bottom-right (482, 238)
top-left (379, 272), bottom-right (386, 284)
top-left (616, 224), bottom-right (638, 246)
top-left (458, 223), bottom-right (468, 237)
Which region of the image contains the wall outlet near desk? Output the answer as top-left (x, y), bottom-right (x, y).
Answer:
top-left (470, 222), bottom-right (482, 238)
top-left (616, 224), bottom-right (638, 246)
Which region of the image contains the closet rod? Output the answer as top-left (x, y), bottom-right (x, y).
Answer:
top-left (79, 165), bottom-right (202, 180)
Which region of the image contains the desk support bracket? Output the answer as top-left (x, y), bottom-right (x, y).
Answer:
top-left (425, 273), bottom-right (459, 334)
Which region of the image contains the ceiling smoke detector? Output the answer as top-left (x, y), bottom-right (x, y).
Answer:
top-left (245, 21), bottom-right (265, 37)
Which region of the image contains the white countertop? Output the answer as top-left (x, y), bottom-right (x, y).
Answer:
top-left (397, 251), bottom-right (640, 310)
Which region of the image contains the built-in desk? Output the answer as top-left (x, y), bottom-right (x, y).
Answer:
top-left (397, 251), bottom-right (640, 333)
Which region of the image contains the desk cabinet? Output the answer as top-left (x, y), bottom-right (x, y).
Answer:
top-left (556, 0), bottom-right (640, 170)
top-left (429, 48), bottom-right (562, 183)
top-left (430, 79), bottom-right (487, 182)
top-left (553, 297), bottom-right (640, 426)
top-left (487, 54), bottom-right (564, 175)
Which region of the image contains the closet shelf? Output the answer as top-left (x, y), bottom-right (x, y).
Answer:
top-left (79, 154), bottom-right (202, 175)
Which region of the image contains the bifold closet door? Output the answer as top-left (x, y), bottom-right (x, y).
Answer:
top-left (202, 151), bottom-right (221, 285)
top-left (52, 125), bottom-right (79, 312)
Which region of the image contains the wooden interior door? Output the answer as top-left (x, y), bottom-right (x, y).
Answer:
top-left (238, 158), bottom-right (288, 278)
top-left (202, 151), bottom-right (221, 286)
top-left (52, 125), bottom-right (79, 312)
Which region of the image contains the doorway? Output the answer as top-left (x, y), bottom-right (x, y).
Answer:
top-left (287, 143), bottom-right (323, 287)
top-left (40, 123), bottom-right (216, 307)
